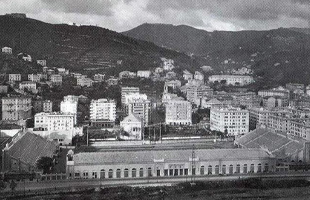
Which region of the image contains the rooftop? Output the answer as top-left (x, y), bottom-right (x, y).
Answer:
top-left (73, 148), bottom-right (271, 165)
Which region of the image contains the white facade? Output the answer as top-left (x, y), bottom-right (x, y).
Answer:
top-left (208, 75), bottom-right (254, 86)
top-left (9, 74), bottom-right (21, 82)
top-left (137, 70), bottom-right (151, 78)
top-left (60, 99), bottom-right (78, 124)
top-left (19, 81), bottom-right (37, 93)
top-left (162, 58), bottom-right (175, 71)
top-left (77, 77), bottom-right (94, 87)
top-left (28, 74), bottom-right (41, 82)
top-left (121, 87), bottom-right (140, 104)
top-left (37, 60), bottom-right (46, 67)
top-left (50, 74), bottom-right (62, 86)
top-left (126, 94), bottom-right (150, 126)
top-left (2, 47), bottom-right (12, 54)
top-left (93, 74), bottom-right (105, 82)
top-left (183, 70), bottom-right (193, 81)
top-left (165, 99), bottom-right (192, 125)
top-left (34, 112), bottom-right (75, 131)
top-left (120, 113), bottom-right (143, 140)
top-left (90, 99), bottom-right (116, 122)
top-left (210, 107), bottom-right (249, 136)
top-left (194, 71), bottom-right (204, 81)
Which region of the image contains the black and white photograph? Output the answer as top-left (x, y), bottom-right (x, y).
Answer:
top-left (0, 0), bottom-right (310, 199)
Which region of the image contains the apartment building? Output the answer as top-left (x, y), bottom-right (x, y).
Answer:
top-left (33, 100), bottom-right (53, 113)
top-left (8, 74), bottom-right (21, 82)
top-left (183, 70), bottom-right (193, 81)
top-left (121, 87), bottom-right (140, 105)
top-left (2, 47), bottom-right (12, 54)
top-left (210, 107), bottom-right (249, 136)
top-left (60, 97), bottom-right (78, 124)
top-left (258, 87), bottom-right (290, 98)
top-left (77, 77), bottom-right (94, 87)
top-left (208, 75), bottom-right (254, 86)
top-left (50, 74), bottom-right (62, 86)
top-left (28, 74), bottom-right (41, 82)
top-left (194, 71), bottom-right (204, 81)
top-left (19, 81), bottom-right (37, 93)
top-left (90, 99), bottom-right (116, 122)
top-left (137, 70), bottom-right (151, 78)
top-left (165, 98), bottom-right (192, 125)
top-left (126, 94), bottom-right (150, 126)
top-left (1, 96), bottom-right (32, 121)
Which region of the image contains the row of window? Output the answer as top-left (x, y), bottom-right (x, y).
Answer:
top-left (72, 163), bottom-right (270, 179)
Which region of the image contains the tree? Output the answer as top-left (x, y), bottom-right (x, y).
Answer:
top-left (220, 80), bottom-right (227, 85)
top-left (36, 157), bottom-right (53, 174)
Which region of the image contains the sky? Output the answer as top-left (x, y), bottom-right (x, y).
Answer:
top-left (0, 0), bottom-right (310, 32)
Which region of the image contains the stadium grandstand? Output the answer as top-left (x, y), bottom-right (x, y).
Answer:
top-left (1, 131), bottom-right (58, 173)
top-left (235, 128), bottom-right (310, 163)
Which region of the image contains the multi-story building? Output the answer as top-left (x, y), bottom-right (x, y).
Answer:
top-left (208, 75), bottom-right (254, 86)
top-left (137, 70), bottom-right (151, 78)
top-left (28, 74), bottom-right (41, 82)
top-left (8, 74), bottom-right (21, 82)
top-left (262, 96), bottom-right (289, 108)
top-left (1, 96), bottom-right (32, 121)
top-left (210, 107), bottom-right (249, 136)
top-left (50, 74), bottom-right (62, 86)
top-left (36, 60), bottom-right (46, 67)
top-left (121, 87), bottom-right (140, 105)
top-left (258, 87), bottom-right (290, 98)
top-left (90, 99), bottom-right (116, 122)
top-left (0, 85), bottom-right (8, 94)
top-left (126, 94), bottom-right (150, 126)
top-left (64, 95), bottom-right (79, 102)
top-left (57, 68), bottom-right (69, 76)
top-left (286, 83), bottom-right (304, 91)
top-left (77, 77), bottom-right (94, 87)
top-left (165, 98), bottom-right (192, 125)
top-left (162, 58), bottom-right (175, 71)
top-left (60, 98), bottom-right (78, 124)
top-left (194, 71), bottom-right (204, 81)
top-left (164, 80), bottom-right (182, 93)
top-left (34, 100), bottom-right (53, 113)
top-left (93, 73), bottom-right (105, 82)
top-left (19, 81), bottom-right (37, 93)
top-left (186, 84), bottom-right (213, 105)
top-left (1, 47), bottom-right (12, 54)
top-left (119, 71), bottom-right (136, 79)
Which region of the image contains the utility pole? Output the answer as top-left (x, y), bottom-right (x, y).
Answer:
top-left (153, 125), bottom-right (156, 144)
top-left (159, 123), bottom-right (162, 143)
top-left (191, 145), bottom-right (196, 184)
top-left (86, 126), bottom-right (89, 146)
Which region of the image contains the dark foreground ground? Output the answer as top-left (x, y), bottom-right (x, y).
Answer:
top-left (4, 178), bottom-right (310, 200)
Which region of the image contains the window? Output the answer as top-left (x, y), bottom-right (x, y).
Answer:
top-left (236, 164), bottom-right (240, 173)
top-left (92, 172), bottom-right (97, 179)
top-left (169, 169), bottom-right (173, 176)
top-left (108, 169), bottom-right (113, 178)
top-left (132, 168), bottom-right (136, 178)
top-left (200, 166), bottom-right (205, 175)
top-left (124, 169), bottom-right (129, 178)
top-left (157, 169), bottom-right (161, 177)
top-left (100, 169), bottom-right (105, 179)
top-left (250, 164), bottom-right (255, 173)
top-left (174, 169), bottom-right (178, 176)
top-left (215, 165), bottom-right (219, 174)
top-left (148, 167), bottom-right (152, 177)
top-left (264, 163), bottom-right (269, 172)
top-left (257, 164), bottom-right (262, 173)
top-left (229, 165), bottom-right (233, 174)
top-left (75, 172), bottom-right (80, 178)
top-left (116, 169), bottom-right (121, 178)
top-left (208, 165), bottom-right (212, 175)
top-left (184, 168), bottom-right (189, 175)
top-left (164, 169), bottom-right (168, 176)
top-left (83, 171), bottom-right (88, 179)
top-left (222, 165), bottom-right (226, 174)
top-left (139, 168), bottom-right (144, 177)
top-left (243, 164), bottom-right (248, 173)
top-left (180, 169), bottom-right (184, 176)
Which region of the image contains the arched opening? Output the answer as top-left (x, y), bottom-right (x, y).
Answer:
top-left (148, 167), bottom-right (152, 177)
top-left (243, 164), bottom-right (248, 173)
top-left (215, 165), bottom-right (219, 174)
top-left (208, 165), bottom-right (212, 175)
top-left (200, 166), bottom-right (205, 175)
top-left (139, 168), bottom-right (144, 177)
top-left (257, 164), bottom-right (262, 173)
top-left (132, 168), bottom-right (136, 178)
top-left (222, 165), bottom-right (226, 174)
top-left (124, 168), bottom-right (129, 178)
top-left (116, 169), bottom-right (121, 178)
top-left (264, 163), bottom-right (269, 172)
top-left (108, 169), bottom-right (113, 178)
top-left (229, 165), bottom-right (233, 174)
top-left (100, 169), bottom-right (105, 179)
top-left (236, 164), bottom-right (240, 173)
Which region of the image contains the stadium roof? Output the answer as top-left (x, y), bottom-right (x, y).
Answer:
top-left (73, 148), bottom-right (272, 165)
top-left (235, 128), bottom-right (306, 158)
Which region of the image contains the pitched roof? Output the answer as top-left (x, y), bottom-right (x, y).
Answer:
top-left (121, 113), bottom-right (142, 123)
top-left (73, 148), bottom-right (272, 165)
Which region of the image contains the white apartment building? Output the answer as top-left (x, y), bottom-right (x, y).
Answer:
top-left (50, 74), bottom-right (62, 86)
top-left (77, 77), bottom-right (94, 87)
top-left (43, 100), bottom-right (53, 113)
top-left (93, 73), bottom-right (105, 82)
top-left (258, 88), bottom-right (290, 98)
top-left (19, 81), bottom-right (37, 93)
top-left (186, 84), bottom-right (213, 104)
top-left (137, 70), bottom-right (151, 78)
top-left (165, 98), bottom-right (192, 126)
top-left (126, 94), bottom-right (150, 126)
top-left (162, 58), bottom-right (175, 71)
top-left (28, 74), bottom-right (41, 82)
top-left (208, 75), bottom-right (254, 86)
top-left (37, 60), bottom-right (46, 67)
top-left (121, 87), bottom-right (140, 105)
top-left (2, 47), bottom-right (12, 54)
top-left (164, 80), bottom-right (182, 93)
top-left (64, 95), bottom-right (79, 102)
top-left (120, 113), bottom-right (143, 140)
top-left (1, 96), bottom-right (32, 121)
top-left (210, 107), bottom-right (249, 136)
top-left (9, 74), bottom-right (21, 82)
top-left (90, 99), bottom-right (116, 122)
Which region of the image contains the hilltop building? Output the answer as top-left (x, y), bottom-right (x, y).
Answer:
top-left (208, 75), bottom-right (254, 86)
top-left (1, 47), bottom-right (12, 54)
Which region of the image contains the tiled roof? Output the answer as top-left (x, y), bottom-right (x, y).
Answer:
top-left (73, 148), bottom-right (271, 165)
top-left (5, 132), bottom-right (57, 166)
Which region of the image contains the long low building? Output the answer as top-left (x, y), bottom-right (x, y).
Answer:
top-left (66, 148), bottom-right (276, 179)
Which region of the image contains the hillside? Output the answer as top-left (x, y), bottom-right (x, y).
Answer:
top-left (124, 24), bottom-right (310, 85)
top-left (0, 16), bottom-right (199, 75)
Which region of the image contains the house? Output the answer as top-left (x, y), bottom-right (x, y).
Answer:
top-left (8, 74), bottom-right (21, 82)
top-left (19, 81), bottom-right (37, 93)
top-left (137, 70), bottom-right (151, 78)
top-left (50, 74), bottom-right (62, 86)
top-left (28, 74), bottom-right (41, 82)
top-left (94, 73), bottom-right (105, 82)
top-left (77, 77), bottom-right (94, 87)
top-left (119, 71), bottom-right (136, 79)
top-left (194, 71), bottom-right (204, 81)
top-left (18, 53), bottom-right (32, 62)
top-left (183, 70), bottom-right (193, 81)
top-left (120, 113), bottom-right (144, 140)
top-left (165, 71), bottom-right (176, 79)
top-left (0, 85), bottom-right (8, 94)
top-left (155, 67), bottom-right (164, 74)
top-left (1, 47), bottom-right (12, 54)
top-left (37, 60), bottom-right (47, 67)
top-left (57, 68), bottom-right (69, 75)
